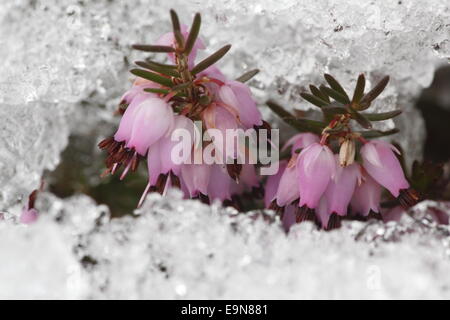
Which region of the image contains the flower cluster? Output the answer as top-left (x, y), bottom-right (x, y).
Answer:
top-left (266, 74), bottom-right (419, 230)
top-left (98, 10), bottom-right (265, 207)
top-left (98, 11), bottom-right (421, 230)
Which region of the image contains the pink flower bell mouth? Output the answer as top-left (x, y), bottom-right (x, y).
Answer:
top-left (20, 186), bottom-right (42, 225)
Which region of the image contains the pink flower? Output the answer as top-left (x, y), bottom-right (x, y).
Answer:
top-left (207, 164), bottom-right (233, 201)
top-left (230, 164), bottom-right (261, 196)
top-left (350, 173), bottom-right (382, 216)
top-left (297, 143), bottom-right (336, 209)
top-left (156, 24), bottom-right (205, 69)
top-left (315, 159), bottom-right (361, 227)
top-left (264, 161), bottom-right (288, 207)
top-left (114, 88), bottom-right (155, 143)
top-left (282, 133), bottom-right (320, 155)
top-left (20, 188), bottom-right (40, 225)
top-left (20, 207), bottom-right (38, 224)
top-left (218, 80), bottom-right (262, 129)
top-left (180, 162), bottom-right (212, 198)
top-left (125, 97), bottom-right (175, 155)
top-left (202, 104), bottom-right (240, 161)
top-left (324, 159), bottom-right (362, 216)
top-left (146, 115), bottom-right (195, 185)
top-left (361, 140), bottom-right (409, 197)
top-left (275, 157), bottom-right (300, 207)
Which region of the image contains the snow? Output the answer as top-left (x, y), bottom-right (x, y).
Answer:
top-left (1, 190), bottom-right (450, 299)
top-left (0, 0), bottom-right (449, 299)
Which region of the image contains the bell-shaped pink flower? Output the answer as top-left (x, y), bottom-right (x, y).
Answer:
top-left (114, 89), bottom-right (155, 143)
top-left (207, 164), bottom-right (233, 201)
top-left (275, 156), bottom-right (300, 207)
top-left (202, 104), bottom-right (239, 162)
top-left (324, 158), bottom-right (362, 216)
top-left (126, 97), bottom-right (175, 155)
top-left (361, 140), bottom-right (409, 197)
top-left (155, 24), bottom-right (205, 69)
top-left (218, 80), bottom-right (262, 129)
top-left (282, 133), bottom-right (320, 155)
top-left (297, 143), bottom-right (336, 209)
top-left (314, 160), bottom-right (361, 227)
top-left (180, 162), bottom-right (212, 198)
top-left (264, 161), bottom-right (287, 207)
top-left (20, 207), bottom-right (38, 224)
top-left (350, 173), bottom-right (382, 216)
top-left (146, 115), bottom-right (195, 185)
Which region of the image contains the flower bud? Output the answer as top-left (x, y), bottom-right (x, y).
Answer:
top-left (339, 138), bottom-right (355, 167)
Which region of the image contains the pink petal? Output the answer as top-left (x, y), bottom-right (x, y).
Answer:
top-left (114, 90), bottom-right (152, 143)
top-left (361, 141), bottom-right (409, 197)
top-left (350, 173), bottom-right (382, 216)
top-left (316, 195), bottom-right (331, 228)
top-left (180, 163), bottom-right (211, 197)
top-left (282, 133), bottom-right (320, 154)
top-left (126, 98), bottom-right (174, 155)
top-left (298, 143), bottom-right (335, 208)
top-left (325, 160), bottom-right (361, 216)
top-left (207, 165), bottom-right (232, 201)
top-left (276, 159), bottom-right (300, 206)
top-left (147, 140), bottom-right (163, 186)
top-left (361, 142), bottom-right (382, 167)
top-left (264, 160), bottom-right (287, 207)
top-left (219, 81), bottom-right (262, 128)
top-left (20, 208), bottom-right (38, 224)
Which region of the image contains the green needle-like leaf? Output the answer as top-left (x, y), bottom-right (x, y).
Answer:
top-left (300, 92), bottom-right (329, 108)
top-left (321, 102), bottom-right (348, 115)
top-left (362, 110), bottom-right (402, 121)
top-left (170, 9), bottom-right (181, 33)
top-left (132, 45), bottom-right (175, 53)
top-left (130, 69), bottom-right (173, 87)
top-left (169, 10), bottom-right (184, 48)
top-left (184, 13), bottom-right (201, 55)
top-left (324, 74), bottom-right (350, 103)
top-left (144, 88), bottom-right (170, 95)
top-left (236, 69), bottom-right (260, 83)
top-left (360, 128), bottom-right (399, 138)
top-left (144, 59), bottom-right (177, 69)
top-left (171, 81), bottom-right (192, 92)
top-left (191, 45), bottom-right (231, 75)
top-left (351, 73), bottom-right (366, 104)
top-left (266, 100), bottom-right (325, 134)
top-left (360, 75), bottom-right (390, 106)
top-left (349, 107), bottom-right (372, 129)
top-left (144, 88), bottom-right (186, 97)
top-left (135, 61), bottom-right (179, 77)
top-left (320, 85), bottom-right (350, 105)
top-left (309, 85), bottom-right (330, 103)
